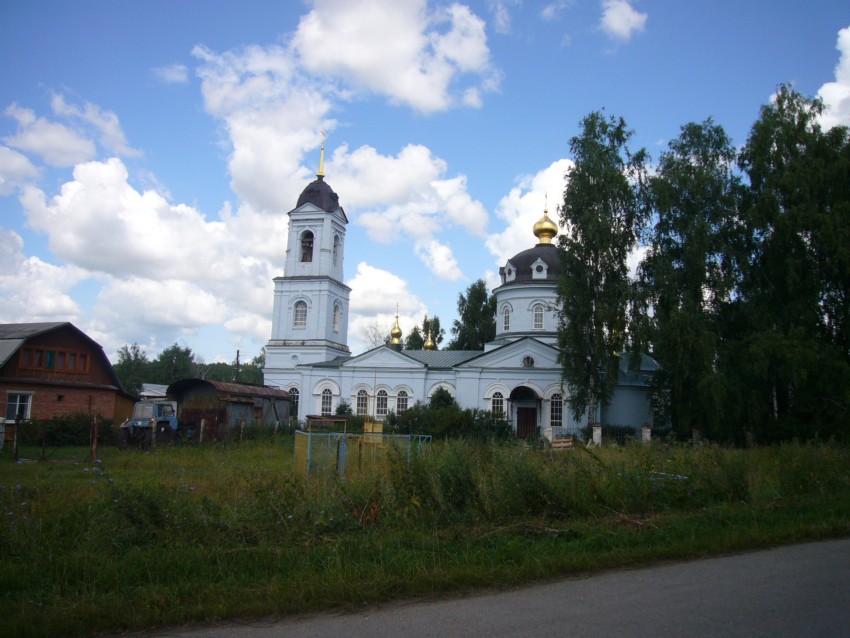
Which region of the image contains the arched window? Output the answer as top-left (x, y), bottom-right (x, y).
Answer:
top-left (533, 304), bottom-right (544, 330)
top-left (333, 234), bottom-right (340, 266)
top-left (293, 301), bottom-right (307, 328)
top-left (550, 393), bottom-right (562, 428)
top-left (289, 387), bottom-right (299, 418)
top-left (332, 302), bottom-right (341, 332)
top-left (376, 389), bottom-right (388, 417)
top-left (356, 389), bottom-right (368, 416)
top-left (502, 305), bottom-right (510, 331)
top-left (321, 388), bottom-right (333, 415)
top-left (300, 231), bottom-right (314, 262)
top-left (396, 390), bottom-right (409, 413)
top-left (491, 391), bottom-right (504, 417)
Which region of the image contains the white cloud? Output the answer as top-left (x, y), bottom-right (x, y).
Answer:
top-left (346, 261), bottom-right (427, 354)
top-left (16, 157), bottom-right (285, 355)
top-left (50, 94), bottom-right (140, 157)
top-left (488, 0), bottom-right (519, 34)
top-left (0, 226), bottom-right (87, 322)
top-left (193, 43), bottom-right (332, 214)
top-left (541, 0), bottom-right (572, 21)
top-left (599, 0), bottom-right (647, 42)
top-left (292, 0), bottom-right (498, 113)
top-left (818, 25), bottom-right (850, 130)
top-left (3, 103), bottom-right (96, 167)
top-left (486, 158), bottom-right (573, 265)
top-left (415, 238), bottom-right (464, 281)
top-left (153, 63), bottom-right (189, 84)
top-left (0, 145), bottom-right (39, 195)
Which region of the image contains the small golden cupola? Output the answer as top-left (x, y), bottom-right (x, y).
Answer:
top-left (424, 330), bottom-right (435, 350)
top-left (390, 306), bottom-right (403, 347)
top-left (533, 195), bottom-right (558, 245)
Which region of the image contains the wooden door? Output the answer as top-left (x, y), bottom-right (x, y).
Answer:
top-left (516, 407), bottom-right (537, 439)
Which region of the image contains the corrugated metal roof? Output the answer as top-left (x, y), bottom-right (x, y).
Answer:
top-left (168, 378), bottom-right (290, 400)
top-left (401, 350), bottom-right (481, 368)
top-left (310, 355), bottom-right (353, 368)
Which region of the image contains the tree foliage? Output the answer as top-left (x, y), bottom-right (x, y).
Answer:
top-left (112, 343), bottom-right (149, 396)
top-left (636, 119), bottom-right (744, 439)
top-left (556, 111), bottom-right (647, 424)
top-left (404, 314), bottom-right (445, 350)
top-left (447, 279), bottom-right (496, 350)
top-left (112, 344), bottom-right (267, 397)
top-left (732, 85), bottom-right (850, 440)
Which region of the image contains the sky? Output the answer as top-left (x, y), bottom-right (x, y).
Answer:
top-left (1, 0), bottom-right (849, 366)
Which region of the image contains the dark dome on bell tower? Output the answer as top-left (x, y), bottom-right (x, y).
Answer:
top-left (296, 176), bottom-right (340, 213)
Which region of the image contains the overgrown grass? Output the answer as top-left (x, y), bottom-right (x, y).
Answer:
top-left (1, 439), bottom-right (849, 637)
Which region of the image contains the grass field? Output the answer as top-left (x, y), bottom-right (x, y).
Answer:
top-left (1, 437), bottom-right (849, 638)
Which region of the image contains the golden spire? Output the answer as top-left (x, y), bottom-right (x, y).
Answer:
top-left (317, 129), bottom-right (326, 178)
top-left (390, 304), bottom-right (402, 345)
top-left (424, 329), bottom-right (435, 350)
top-left (533, 192), bottom-right (558, 244)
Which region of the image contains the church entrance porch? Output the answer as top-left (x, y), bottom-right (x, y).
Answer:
top-left (510, 386), bottom-right (539, 439)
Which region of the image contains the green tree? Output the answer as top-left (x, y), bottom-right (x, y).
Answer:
top-left (735, 85), bottom-right (850, 439)
top-left (404, 315), bottom-right (445, 350)
top-left (557, 111), bottom-right (648, 424)
top-left (112, 343), bottom-right (150, 396)
top-left (422, 314), bottom-right (445, 348)
top-left (404, 326), bottom-right (425, 350)
top-left (447, 279), bottom-right (496, 350)
top-left (150, 343), bottom-right (196, 385)
top-left (636, 119), bottom-right (744, 440)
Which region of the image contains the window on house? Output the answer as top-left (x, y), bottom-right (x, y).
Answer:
top-left (6, 393), bottom-right (32, 423)
top-left (376, 389), bottom-right (388, 417)
top-left (289, 387), bottom-right (299, 418)
top-left (396, 390), bottom-right (408, 413)
top-left (301, 231), bottom-right (314, 262)
top-left (333, 302), bottom-right (341, 332)
top-left (356, 389), bottom-right (368, 416)
top-left (20, 347), bottom-right (90, 373)
top-left (321, 388), bottom-right (333, 415)
top-left (293, 301), bottom-right (308, 328)
top-left (503, 306), bottom-right (510, 331)
top-left (550, 393), bottom-right (563, 428)
top-left (533, 304), bottom-right (544, 330)
top-left (491, 391), bottom-right (504, 417)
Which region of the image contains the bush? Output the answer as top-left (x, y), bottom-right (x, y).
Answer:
top-left (16, 413), bottom-right (115, 447)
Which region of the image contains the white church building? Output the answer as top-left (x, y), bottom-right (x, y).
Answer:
top-left (263, 149), bottom-right (655, 440)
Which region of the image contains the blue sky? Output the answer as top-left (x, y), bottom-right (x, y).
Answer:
top-left (1, 0), bottom-right (848, 365)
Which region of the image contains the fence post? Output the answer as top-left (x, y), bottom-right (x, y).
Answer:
top-left (199, 418), bottom-right (205, 444)
top-left (592, 423), bottom-right (602, 447)
top-left (641, 423), bottom-right (651, 444)
top-left (87, 415), bottom-right (99, 462)
top-left (12, 415), bottom-right (20, 461)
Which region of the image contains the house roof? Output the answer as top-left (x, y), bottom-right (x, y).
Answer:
top-left (0, 321), bottom-right (128, 393)
top-left (168, 378), bottom-right (290, 401)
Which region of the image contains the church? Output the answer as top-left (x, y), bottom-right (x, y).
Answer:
top-left (263, 145), bottom-right (656, 440)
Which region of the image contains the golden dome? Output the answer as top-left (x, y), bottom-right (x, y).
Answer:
top-left (533, 206), bottom-right (558, 245)
top-left (424, 330), bottom-right (435, 350)
top-left (390, 307), bottom-right (402, 345)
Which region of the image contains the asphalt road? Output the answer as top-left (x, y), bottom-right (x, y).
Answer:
top-left (141, 538), bottom-right (850, 638)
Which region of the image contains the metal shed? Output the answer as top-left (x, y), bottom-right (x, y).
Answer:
top-left (167, 379), bottom-right (290, 441)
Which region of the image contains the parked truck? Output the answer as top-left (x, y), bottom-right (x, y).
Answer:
top-left (118, 399), bottom-right (179, 449)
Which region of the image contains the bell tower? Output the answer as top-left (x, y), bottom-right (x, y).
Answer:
top-left (264, 135), bottom-right (351, 391)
